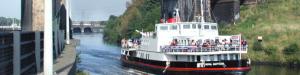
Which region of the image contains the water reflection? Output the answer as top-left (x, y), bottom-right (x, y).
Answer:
top-left (74, 33), bottom-right (300, 75)
top-left (248, 65), bottom-right (300, 75)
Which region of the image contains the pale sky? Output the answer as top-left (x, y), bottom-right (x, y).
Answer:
top-left (71, 0), bottom-right (131, 21)
top-left (0, 0), bottom-right (129, 21)
top-left (0, 0), bottom-right (21, 19)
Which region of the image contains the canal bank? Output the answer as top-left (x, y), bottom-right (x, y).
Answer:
top-left (53, 39), bottom-right (78, 75)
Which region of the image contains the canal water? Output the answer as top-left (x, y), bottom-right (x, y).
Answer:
top-left (74, 33), bottom-right (300, 75)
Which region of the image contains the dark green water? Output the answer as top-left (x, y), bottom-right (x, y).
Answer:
top-left (248, 65), bottom-right (300, 75)
top-left (74, 33), bottom-right (300, 75)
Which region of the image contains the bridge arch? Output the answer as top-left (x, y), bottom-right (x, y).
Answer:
top-left (73, 27), bottom-right (81, 33)
top-left (83, 27), bottom-right (93, 33)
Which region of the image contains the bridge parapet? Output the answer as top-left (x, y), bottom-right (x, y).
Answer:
top-left (71, 21), bottom-right (106, 33)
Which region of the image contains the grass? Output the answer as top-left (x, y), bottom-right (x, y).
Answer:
top-left (76, 70), bottom-right (89, 75)
top-left (220, 0), bottom-right (300, 64)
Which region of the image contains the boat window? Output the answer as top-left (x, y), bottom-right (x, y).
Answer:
top-left (211, 26), bottom-right (217, 30)
top-left (160, 26), bottom-right (168, 30)
top-left (183, 25), bottom-right (191, 29)
top-left (187, 55), bottom-right (190, 61)
top-left (191, 56), bottom-right (195, 62)
top-left (210, 55), bottom-right (214, 61)
top-left (224, 54), bottom-right (228, 60)
top-left (170, 25), bottom-right (177, 30)
top-left (197, 24), bottom-right (201, 29)
top-left (217, 55), bottom-right (221, 60)
top-left (204, 25), bottom-right (209, 29)
top-left (192, 24), bottom-right (197, 29)
top-left (197, 56), bottom-right (201, 62)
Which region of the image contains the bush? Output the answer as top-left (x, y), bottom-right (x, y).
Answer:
top-left (264, 46), bottom-right (277, 55)
top-left (283, 43), bottom-right (300, 55)
top-left (253, 41), bottom-right (264, 51)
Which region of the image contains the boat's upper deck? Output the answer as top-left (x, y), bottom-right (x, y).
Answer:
top-left (155, 22), bottom-right (218, 38)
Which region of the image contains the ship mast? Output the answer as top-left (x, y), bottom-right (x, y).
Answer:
top-left (175, 8), bottom-right (180, 23)
top-left (201, 0), bottom-right (205, 23)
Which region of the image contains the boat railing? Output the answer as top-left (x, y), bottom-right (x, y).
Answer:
top-left (161, 45), bottom-right (248, 53)
top-left (122, 45), bottom-right (140, 51)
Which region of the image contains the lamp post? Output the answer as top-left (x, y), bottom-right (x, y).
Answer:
top-left (44, 0), bottom-right (53, 75)
top-left (66, 0), bottom-right (70, 44)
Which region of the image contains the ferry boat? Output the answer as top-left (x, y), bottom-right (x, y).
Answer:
top-left (120, 0), bottom-right (251, 74)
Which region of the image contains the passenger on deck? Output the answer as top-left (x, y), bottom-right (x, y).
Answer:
top-left (171, 39), bottom-right (178, 46)
top-left (137, 39), bottom-right (141, 45)
top-left (133, 39), bottom-right (138, 48)
top-left (121, 38), bottom-right (126, 48)
top-left (174, 39), bottom-right (178, 46)
top-left (210, 40), bottom-right (216, 47)
top-left (220, 39), bottom-right (226, 50)
top-left (189, 40), bottom-right (197, 52)
top-left (202, 40), bottom-right (211, 51)
top-left (171, 39), bottom-right (175, 46)
top-left (224, 39), bottom-right (230, 50)
top-left (202, 42), bottom-right (207, 47)
top-left (241, 39), bottom-right (247, 50)
top-left (127, 39), bottom-right (133, 48)
top-left (196, 39), bottom-right (202, 47)
top-left (221, 39), bottom-right (226, 45)
top-left (215, 39), bottom-right (221, 50)
top-left (215, 39), bottom-right (220, 45)
top-left (189, 40), bottom-right (197, 46)
top-left (230, 39), bottom-right (233, 47)
top-left (207, 40), bottom-right (211, 48)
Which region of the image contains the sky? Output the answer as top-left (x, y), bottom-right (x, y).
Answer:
top-left (0, 0), bottom-right (21, 19)
top-left (0, 0), bottom-right (129, 21)
top-left (71, 0), bottom-right (131, 21)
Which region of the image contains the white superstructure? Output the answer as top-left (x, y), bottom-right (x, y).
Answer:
top-left (122, 21), bottom-right (248, 62)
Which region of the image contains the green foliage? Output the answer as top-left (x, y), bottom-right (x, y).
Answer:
top-left (264, 45), bottom-right (277, 55)
top-left (283, 43), bottom-right (300, 55)
top-left (252, 41), bottom-right (264, 51)
top-left (0, 17), bottom-right (20, 26)
top-left (103, 0), bottom-right (160, 43)
top-left (239, 15), bottom-right (257, 29)
top-left (103, 16), bottom-right (122, 43)
top-left (285, 54), bottom-right (300, 65)
top-left (219, 0), bottom-right (300, 64)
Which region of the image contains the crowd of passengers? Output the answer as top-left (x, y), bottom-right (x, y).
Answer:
top-left (121, 38), bottom-right (248, 51)
top-left (121, 38), bottom-right (141, 48)
top-left (168, 38), bottom-right (248, 52)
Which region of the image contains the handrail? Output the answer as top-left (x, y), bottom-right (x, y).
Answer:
top-left (161, 45), bottom-right (248, 53)
top-left (0, 31), bottom-right (66, 74)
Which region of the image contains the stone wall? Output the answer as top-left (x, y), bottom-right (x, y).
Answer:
top-left (32, 0), bottom-right (44, 31)
top-left (161, 0), bottom-right (241, 24)
top-left (211, 0), bottom-right (240, 24)
top-left (21, 0), bottom-right (66, 31)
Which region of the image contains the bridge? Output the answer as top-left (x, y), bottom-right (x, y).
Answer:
top-left (72, 21), bottom-right (106, 33)
top-left (0, 24), bottom-right (21, 31)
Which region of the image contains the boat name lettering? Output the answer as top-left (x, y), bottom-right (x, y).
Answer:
top-left (204, 62), bottom-right (225, 66)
